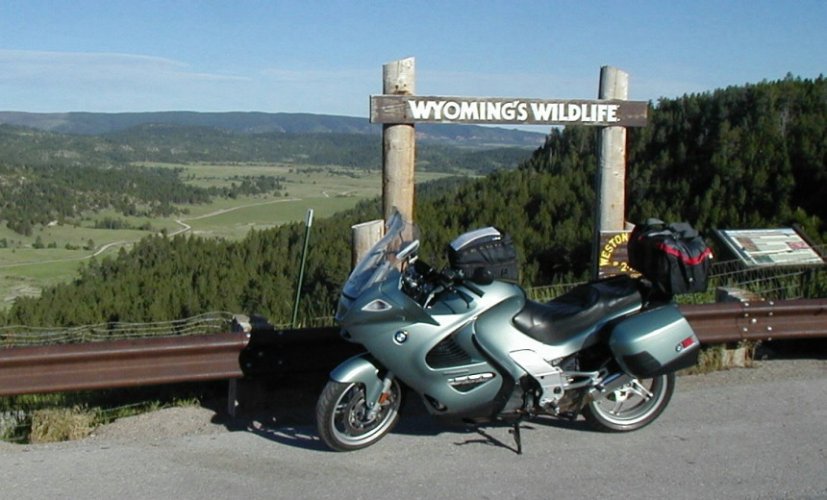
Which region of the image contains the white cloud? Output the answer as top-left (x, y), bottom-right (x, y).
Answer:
top-left (0, 49), bottom-right (259, 112)
top-left (0, 49), bottom-right (249, 85)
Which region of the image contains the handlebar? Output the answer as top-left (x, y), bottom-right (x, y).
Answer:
top-left (405, 263), bottom-right (486, 308)
top-left (461, 279), bottom-right (486, 298)
top-left (438, 269), bottom-right (486, 298)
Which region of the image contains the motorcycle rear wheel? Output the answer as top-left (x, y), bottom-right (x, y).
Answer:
top-left (583, 372), bottom-right (675, 432)
top-left (315, 379), bottom-right (402, 451)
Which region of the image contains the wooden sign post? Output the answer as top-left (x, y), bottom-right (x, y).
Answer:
top-left (381, 57), bottom-right (416, 224)
top-left (364, 59), bottom-right (648, 277)
top-left (594, 66), bottom-right (633, 279)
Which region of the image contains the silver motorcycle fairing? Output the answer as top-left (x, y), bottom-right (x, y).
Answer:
top-left (338, 275), bottom-right (529, 418)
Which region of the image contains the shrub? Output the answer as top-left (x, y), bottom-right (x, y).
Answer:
top-left (29, 406), bottom-right (97, 443)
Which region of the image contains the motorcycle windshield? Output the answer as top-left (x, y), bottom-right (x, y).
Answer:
top-left (342, 211), bottom-right (418, 299)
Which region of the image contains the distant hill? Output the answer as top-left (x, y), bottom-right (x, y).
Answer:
top-left (0, 111), bottom-right (546, 148)
top-left (0, 122), bottom-right (536, 173)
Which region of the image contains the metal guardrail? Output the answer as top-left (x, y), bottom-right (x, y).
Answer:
top-left (680, 299), bottom-right (827, 344)
top-left (0, 299), bottom-right (823, 397)
top-left (0, 331), bottom-right (249, 397)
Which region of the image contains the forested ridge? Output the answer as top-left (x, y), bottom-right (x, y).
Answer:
top-left (2, 75), bottom-right (825, 327)
top-left (625, 74), bottom-right (826, 235)
top-left (0, 123), bottom-right (533, 172)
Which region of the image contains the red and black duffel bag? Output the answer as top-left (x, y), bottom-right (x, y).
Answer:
top-left (628, 218), bottom-right (713, 296)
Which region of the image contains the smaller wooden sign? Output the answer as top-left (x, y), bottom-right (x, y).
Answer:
top-left (598, 230), bottom-right (636, 277)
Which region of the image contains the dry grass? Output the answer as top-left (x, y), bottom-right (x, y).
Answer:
top-left (29, 406), bottom-right (98, 443)
top-left (681, 341), bottom-right (758, 375)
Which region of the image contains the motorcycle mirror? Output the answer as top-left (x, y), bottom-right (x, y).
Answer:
top-left (396, 240), bottom-right (420, 262)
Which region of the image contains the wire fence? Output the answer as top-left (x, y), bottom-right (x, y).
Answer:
top-left (0, 311), bottom-right (235, 348)
top-left (705, 246), bottom-right (827, 301)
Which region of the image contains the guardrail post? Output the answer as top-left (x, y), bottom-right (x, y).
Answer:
top-left (227, 379), bottom-right (239, 418)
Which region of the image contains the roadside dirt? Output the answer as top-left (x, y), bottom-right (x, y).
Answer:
top-left (88, 406), bottom-right (227, 444)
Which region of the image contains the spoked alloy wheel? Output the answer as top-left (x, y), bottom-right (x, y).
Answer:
top-left (315, 379), bottom-right (402, 451)
top-left (583, 372), bottom-right (675, 432)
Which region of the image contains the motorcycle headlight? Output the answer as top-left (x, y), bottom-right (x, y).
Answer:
top-left (362, 299), bottom-right (392, 312)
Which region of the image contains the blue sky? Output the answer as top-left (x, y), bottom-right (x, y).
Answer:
top-left (1, 0), bottom-right (824, 120)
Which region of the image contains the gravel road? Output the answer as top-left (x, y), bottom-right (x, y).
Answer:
top-left (0, 357), bottom-right (824, 499)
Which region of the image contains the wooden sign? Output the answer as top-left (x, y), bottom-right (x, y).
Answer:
top-left (370, 95), bottom-right (649, 127)
top-left (598, 230), bottom-right (637, 277)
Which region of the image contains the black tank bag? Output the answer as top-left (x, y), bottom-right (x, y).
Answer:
top-left (448, 227), bottom-right (519, 283)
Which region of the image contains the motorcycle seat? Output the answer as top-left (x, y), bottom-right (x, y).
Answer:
top-left (512, 275), bottom-right (642, 346)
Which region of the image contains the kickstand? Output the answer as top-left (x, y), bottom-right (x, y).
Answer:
top-left (509, 421), bottom-right (523, 455)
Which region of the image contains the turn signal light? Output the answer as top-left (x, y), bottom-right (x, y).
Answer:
top-left (680, 336), bottom-right (697, 349)
top-left (676, 336), bottom-right (697, 352)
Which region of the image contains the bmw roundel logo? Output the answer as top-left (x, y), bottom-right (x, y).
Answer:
top-left (394, 330), bottom-right (409, 344)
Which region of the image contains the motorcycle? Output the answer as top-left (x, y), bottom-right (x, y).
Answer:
top-left (315, 211), bottom-right (701, 452)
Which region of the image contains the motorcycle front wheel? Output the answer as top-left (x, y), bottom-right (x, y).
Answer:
top-left (315, 379), bottom-right (402, 451)
top-left (583, 372), bottom-right (675, 432)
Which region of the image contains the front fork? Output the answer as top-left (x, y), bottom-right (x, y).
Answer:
top-left (330, 353), bottom-right (396, 420)
top-left (366, 374), bottom-right (395, 421)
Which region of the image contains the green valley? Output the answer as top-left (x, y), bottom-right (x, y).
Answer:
top-left (0, 161), bottom-right (461, 308)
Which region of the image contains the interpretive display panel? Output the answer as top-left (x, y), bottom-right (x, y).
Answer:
top-left (715, 228), bottom-right (824, 267)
